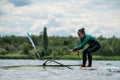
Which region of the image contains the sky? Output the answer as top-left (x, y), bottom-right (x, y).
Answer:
top-left (0, 0), bottom-right (120, 38)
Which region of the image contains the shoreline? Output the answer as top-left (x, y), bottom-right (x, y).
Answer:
top-left (0, 55), bottom-right (120, 60)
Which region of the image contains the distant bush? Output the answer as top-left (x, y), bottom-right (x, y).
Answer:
top-left (22, 43), bottom-right (30, 55)
top-left (0, 48), bottom-right (8, 55)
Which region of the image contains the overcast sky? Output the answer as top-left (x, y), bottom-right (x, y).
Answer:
top-left (0, 0), bottom-right (120, 38)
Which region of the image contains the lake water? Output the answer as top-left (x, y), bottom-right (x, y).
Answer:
top-left (0, 60), bottom-right (120, 80)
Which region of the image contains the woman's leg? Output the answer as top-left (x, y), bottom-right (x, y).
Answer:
top-left (87, 50), bottom-right (92, 67)
top-left (82, 47), bottom-right (90, 66)
top-left (87, 44), bottom-right (101, 66)
top-left (82, 51), bottom-right (87, 66)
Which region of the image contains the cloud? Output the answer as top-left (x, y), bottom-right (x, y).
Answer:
top-left (0, 25), bottom-right (25, 36)
top-left (8, 0), bottom-right (31, 7)
top-left (0, 0), bottom-right (120, 38)
top-left (30, 19), bottom-right (47, 33)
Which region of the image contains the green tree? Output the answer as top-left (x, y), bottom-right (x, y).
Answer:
top-left (43, 27), bottom-right (48, 54)
top-left (22, 43), bottom-right (30, 55)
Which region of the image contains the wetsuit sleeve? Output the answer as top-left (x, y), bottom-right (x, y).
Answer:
top-left (73, 37), bottom-right (90, 51)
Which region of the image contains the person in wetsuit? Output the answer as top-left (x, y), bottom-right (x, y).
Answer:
top-left (70, 28), bottom-right (101, 67)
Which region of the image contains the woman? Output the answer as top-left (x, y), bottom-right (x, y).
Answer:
top-left (70, 28), bottom-right (101, 67)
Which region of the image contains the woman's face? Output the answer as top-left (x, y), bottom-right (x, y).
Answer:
top-left (78, 31), bottom-right (84, 38)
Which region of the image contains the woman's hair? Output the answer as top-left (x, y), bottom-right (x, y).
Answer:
top-left (78, 28), bottom-right (85, 34)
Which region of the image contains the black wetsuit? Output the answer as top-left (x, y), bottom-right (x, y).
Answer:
top-left (73, 34), bottom-right (101, 66)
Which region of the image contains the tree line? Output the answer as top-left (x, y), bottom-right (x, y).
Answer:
top-left (0, 31), bottom-right (120, 59)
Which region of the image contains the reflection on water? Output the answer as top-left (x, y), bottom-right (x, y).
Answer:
top-left (0, 60), bottom-right (120, 80)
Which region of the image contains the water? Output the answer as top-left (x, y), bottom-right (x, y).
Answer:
top-left (0, 60), bottom-right (120, 80)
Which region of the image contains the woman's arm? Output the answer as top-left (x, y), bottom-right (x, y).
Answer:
top-left (73, 36), bottom-right (90, 51)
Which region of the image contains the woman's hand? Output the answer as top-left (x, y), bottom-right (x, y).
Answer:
top-left (70, 49), bottom-right (80, 54)
top-left (69, 49), bottom-right (74, 53)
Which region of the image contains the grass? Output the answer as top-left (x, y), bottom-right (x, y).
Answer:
top-left (0, 53), bottom-right (36, 59)
top-left (43, 55), bottom-right (120, 60)
top-left (0, 53), bottom-right (120, 60)
top-left (93, 56), bottom-right (120, 60)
